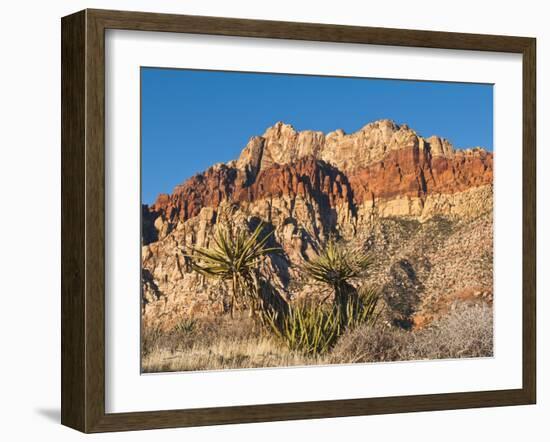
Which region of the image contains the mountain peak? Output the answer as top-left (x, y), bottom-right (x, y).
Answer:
top-left (237, 119), bottom-right (471, 174)
top-left (263, 121), bottom-right (297, 137)
top-left (360, 118), bottom-right (400, 132)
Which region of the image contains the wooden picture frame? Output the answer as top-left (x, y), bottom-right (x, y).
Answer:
top-left (61, 8), bottom-right (536, 433)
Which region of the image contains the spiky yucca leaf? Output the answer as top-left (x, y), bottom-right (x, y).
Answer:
top-left (261, 303), bottom-right (341, 355)
top-left (302, 238), bottom-right (371, 288)
top-left (340, 285), bottom-right (380, 330)
top-left (261, 287), bottom-right (380, 356)
top-left (188, 223), bottom-right (279, 278)
top-left (184, 221), bottom-right (281, 317)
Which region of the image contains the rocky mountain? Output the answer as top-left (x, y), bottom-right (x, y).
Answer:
top-left (142, 119), bottom-right (493, 330)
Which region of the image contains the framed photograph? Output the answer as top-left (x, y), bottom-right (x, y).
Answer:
top-left (61, 9), bottom-right (536, 433)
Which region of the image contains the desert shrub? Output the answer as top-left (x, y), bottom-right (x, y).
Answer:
top-left (261, 286), bottom-right (380, 355)
top-left (173, 318), bottom-right (197, 334)
top-left (428, 215), bottom-right (455, 237)
top-left (197, 313), bottom-right (262, 344)
top-left (413, 302), bottom-right (493, 359)
top-left (141, 326), bottom-right (165, 358)
top-left (388, 217), bottom-right (421, 236)
top-left (330, 303), bottom-right (493, 363)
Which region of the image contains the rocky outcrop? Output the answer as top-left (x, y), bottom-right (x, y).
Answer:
top-left (144, 120), bottom-right (492, 244)
top-left (141, 120), bottom-right (493, 330)
top-left (241, 119), bottom-right (463, 172)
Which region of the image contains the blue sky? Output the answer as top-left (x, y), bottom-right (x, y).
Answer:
top-left (141, 68), bottom-right (493, 204)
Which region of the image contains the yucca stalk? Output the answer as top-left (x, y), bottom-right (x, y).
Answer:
top-left (302, 238), bottom-right (371, 307)
top-left (184, 221), bottom-right (281, 318)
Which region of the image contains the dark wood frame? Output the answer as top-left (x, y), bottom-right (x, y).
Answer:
top-left (61, 8), bottom-right (536, 433)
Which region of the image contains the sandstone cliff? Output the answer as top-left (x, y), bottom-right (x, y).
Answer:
top-left (142, 120), bottom-right (493, 330)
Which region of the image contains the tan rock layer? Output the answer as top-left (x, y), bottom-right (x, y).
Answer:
top-left (146, 121), bottom-right (492, 242)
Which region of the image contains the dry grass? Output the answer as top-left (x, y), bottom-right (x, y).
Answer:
top-left (141, 303), bottom-right (493, 372)
top-left (141, 314), bottom-right (259, 359)
top-left (141, 313), bottom-right (327, 372)
top-left (142, 337), bottom-right (325, 372)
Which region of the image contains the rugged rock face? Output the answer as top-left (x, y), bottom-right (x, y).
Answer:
top-left (142, 120), bottom-right (493, 330)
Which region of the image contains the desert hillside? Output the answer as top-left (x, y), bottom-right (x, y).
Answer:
top-left (141, 119), bottom-right (493, 333)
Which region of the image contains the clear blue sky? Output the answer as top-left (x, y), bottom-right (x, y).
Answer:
top-left (141, 67), bottom-right (493, 204)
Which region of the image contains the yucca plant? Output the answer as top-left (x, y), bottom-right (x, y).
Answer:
top-left (341, 285), bottom-right (380, 330)
top-left (260, 239), bottom-right (380, 355)
top-left (261, 303), bottom-right (341, 355)
top-left (185, 221), bottom-right (281, 318)
top-left (172, 318), bottom-right (197, 334)
top-left (302, 238), bottom-right (372, 307)
top-left (261, 287), bottom-right (379, 356)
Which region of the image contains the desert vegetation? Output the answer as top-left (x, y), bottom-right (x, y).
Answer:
top-left (183, 220), bottom-right (280, 319)
top-left (259, 239), bottom-right (380, 355)
top-left (141, 218), bottom-right (493, 373)
top-left (141, 302), bottom-right (493, 372)
top-left (141, 119), bottom-right (494, 373)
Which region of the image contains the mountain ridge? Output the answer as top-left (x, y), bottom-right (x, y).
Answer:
top-left (144, 119), bottom-right (492, 244)
top-left (141, 119), bottom-right (493, 330)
